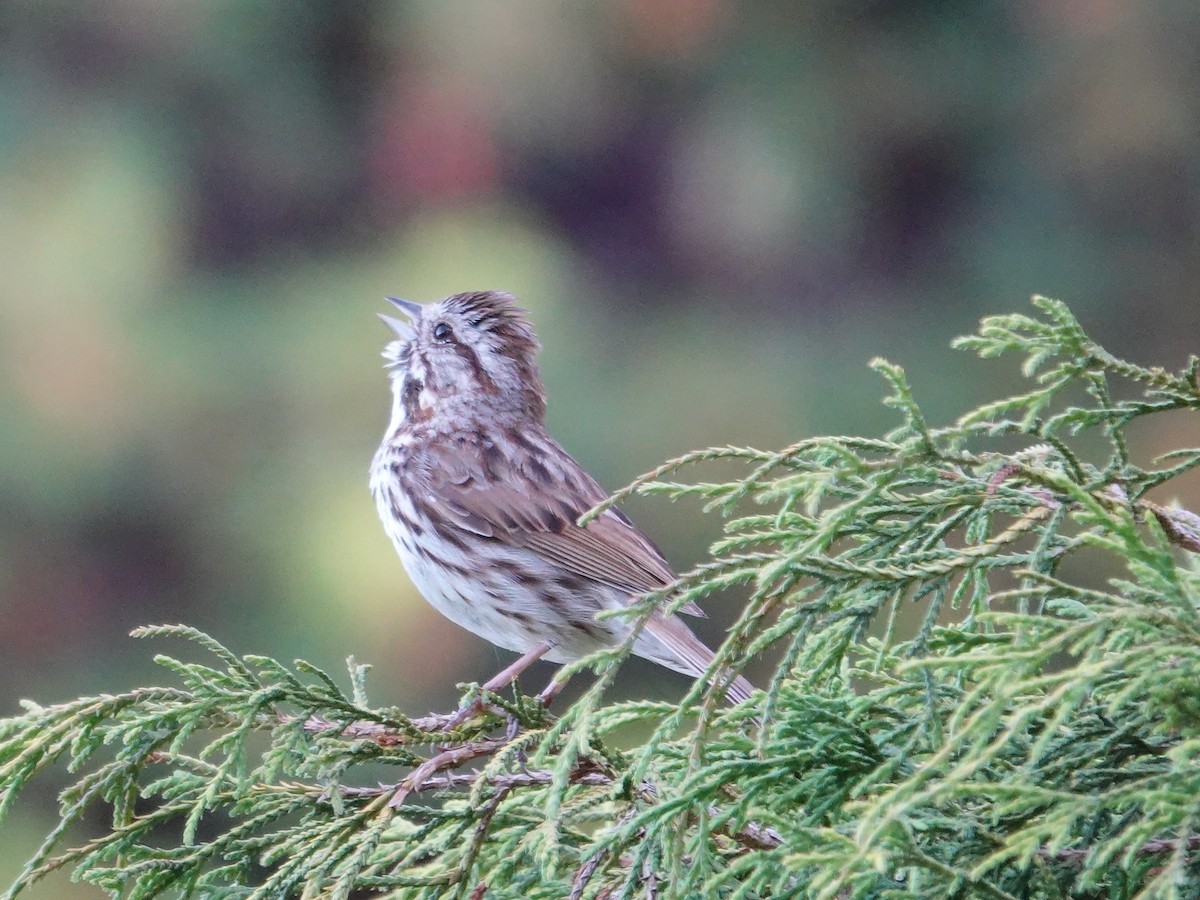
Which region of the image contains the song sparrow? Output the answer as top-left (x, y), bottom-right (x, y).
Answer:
top-left (369, 290), bottom-right (753, 704)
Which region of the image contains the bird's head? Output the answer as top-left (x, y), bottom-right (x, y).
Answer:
top-left (380, 290), bottom-right (547, 425)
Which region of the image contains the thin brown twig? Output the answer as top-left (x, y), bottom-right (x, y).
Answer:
top-left (571, 806), bottom-right (641, 900)
top-left (295, 707), bottom-right (786, 852)
top-left (323, 768), bottom-right (613, 800)
top-left (1141, 501), bottom-right (1200, 553)
top-left (986, 468), bottom-right (1200, 556)
top-left (726, 817), bottom-right (783, 852)
top-left (457, 787), bottom-right (511, 888)
top-left (389, 739), bottom-right (508, 808)
top-left (1038, 833), bottom-right (1200, 865)
top-left (298, 711), bottom-right (491, 745)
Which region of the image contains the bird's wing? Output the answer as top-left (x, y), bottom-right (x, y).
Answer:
top-left (411, 431), bottom-right (705, 614)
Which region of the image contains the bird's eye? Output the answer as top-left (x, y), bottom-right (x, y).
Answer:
top-left (432, 322), bottom-right (453, 343)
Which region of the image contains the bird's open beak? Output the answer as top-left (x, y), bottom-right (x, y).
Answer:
top-left (387, 297), bottom-right (423, 319)
top-left (379, 297), bottom-right (423, 340)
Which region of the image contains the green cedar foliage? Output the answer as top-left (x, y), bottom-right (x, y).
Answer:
top-left (3, 296), bottom-right (1200, 898)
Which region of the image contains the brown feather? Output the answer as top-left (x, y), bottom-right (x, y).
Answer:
top-left (414, 429), bottom-right (708, 615)
top-left (641, 615), bottom-right (755, 704)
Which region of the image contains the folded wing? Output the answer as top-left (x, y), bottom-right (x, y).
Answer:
top-left (412, 430), bottom-right (705, 614)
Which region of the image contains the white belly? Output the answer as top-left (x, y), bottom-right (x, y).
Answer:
top-left (370, 477), bottom-right (619, 663)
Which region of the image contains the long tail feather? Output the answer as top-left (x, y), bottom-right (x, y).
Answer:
top-left (636, 614), bottom-right (756, 705)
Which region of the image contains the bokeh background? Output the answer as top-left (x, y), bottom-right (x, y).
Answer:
top-left (3, 2), bottom-right (1200, 892)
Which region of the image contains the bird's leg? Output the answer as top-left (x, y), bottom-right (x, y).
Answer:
top-left (442, 642), bottom-right (553, 731)
top-left (536, 672), bottom-right (568, 707)
top-left (482, 642), bottom-right (553, 693)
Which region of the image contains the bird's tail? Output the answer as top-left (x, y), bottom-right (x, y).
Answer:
top-left (636, 614), bottom-right (756, 705)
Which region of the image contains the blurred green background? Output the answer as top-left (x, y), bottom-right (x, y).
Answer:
top-left (3, 2), bottom-right (1199, 893)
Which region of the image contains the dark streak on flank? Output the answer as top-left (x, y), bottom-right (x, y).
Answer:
top-left (389, 497), bottom-right (424, 537)
top-left (570, 618), bottom-right (603, 640)
top-left (432, 556), bottom-right (474, 579)
top-left (556, 574), bottom-right (586, 595)
top-left (514, 568), bottom-right (544, 589)
top-left (428, 516), bottom-right (469, 552)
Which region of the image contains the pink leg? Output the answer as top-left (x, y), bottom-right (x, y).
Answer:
top-left (442, 642), bottom-right (554, 731)
top-left (537, 673), bottom-right (568, 707)
top-left (481, 642), bottom-right (553, 693)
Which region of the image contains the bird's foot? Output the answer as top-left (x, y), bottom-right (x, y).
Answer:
top-left (439, 696), bottom-right (504, 732)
